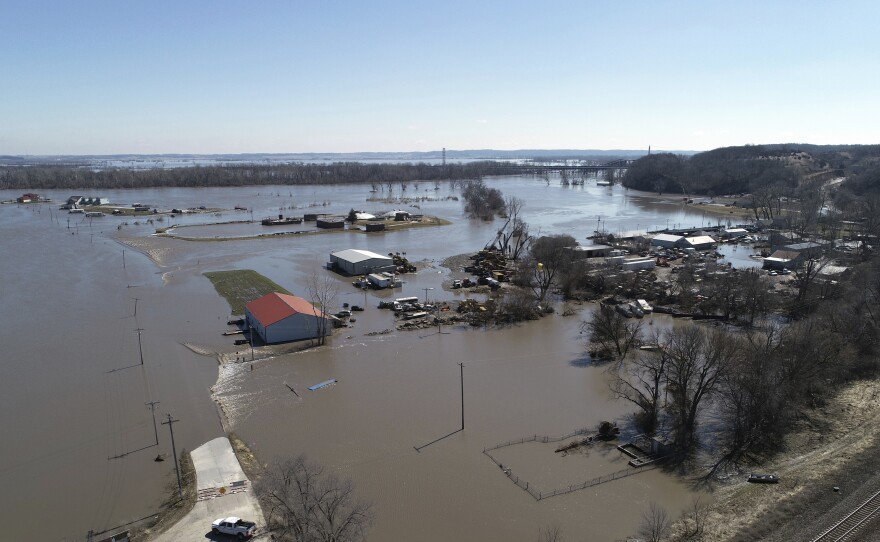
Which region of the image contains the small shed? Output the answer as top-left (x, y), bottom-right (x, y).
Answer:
top-left (651, 233), bottom-right (684, 248)
top-left (245, 292), bottom-right (333, 344)
top-left (329, 249), bottom-right (395, 275)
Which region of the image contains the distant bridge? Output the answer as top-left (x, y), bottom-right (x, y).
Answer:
top-left (491, 159), bottom-right (634, 173)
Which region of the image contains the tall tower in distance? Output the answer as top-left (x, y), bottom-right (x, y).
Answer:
top-left (442, 147), bottom-right (446, 166)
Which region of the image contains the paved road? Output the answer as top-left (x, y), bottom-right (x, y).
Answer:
top-left (151, 437), bottom-right (264, 541)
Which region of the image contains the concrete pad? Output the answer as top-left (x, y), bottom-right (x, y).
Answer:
top-left (191, 437), bottom-right (249, 491)
top-left (150, 437), bottom-right (264, 541)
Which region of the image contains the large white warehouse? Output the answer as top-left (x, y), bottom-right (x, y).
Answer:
top-left (328, 249), bottom-right (394, 275)
top-left (245, 292), bottom-right (333, 344)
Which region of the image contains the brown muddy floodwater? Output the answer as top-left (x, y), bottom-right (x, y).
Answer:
top-left (0, 180), bottom-right (717, 541)
top-left (217, 312), bottom-right (699, 541)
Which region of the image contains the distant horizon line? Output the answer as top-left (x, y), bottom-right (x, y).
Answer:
top-left (2, 148), bottom-right (680, 159)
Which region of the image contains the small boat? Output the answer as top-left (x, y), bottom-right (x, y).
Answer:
top-left (402, 311), bottom-right (428, 320)
top-left (223, 330), bottom-right (245, 336)
top-left (747, 473), bottom-right (779, 484)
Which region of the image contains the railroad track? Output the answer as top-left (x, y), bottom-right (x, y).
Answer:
top-left (811, 487), bottom-right (880, 541)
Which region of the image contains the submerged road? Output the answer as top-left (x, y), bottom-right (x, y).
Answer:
top-left (151, 437), bottom-right (265, 541)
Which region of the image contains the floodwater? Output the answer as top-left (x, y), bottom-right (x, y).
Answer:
top-left (0, 176), bottom-right (729, 541)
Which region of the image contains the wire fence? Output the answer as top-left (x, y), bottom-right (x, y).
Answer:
top-left (482, 427), bottom-right (592, 454)
top-left (483, 429), bottom-right (659, 501)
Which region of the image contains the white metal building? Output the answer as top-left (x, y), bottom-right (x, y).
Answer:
top-left (245, 292), bottom-right (333, 344)
top-left (721, 228), bottom-right (748, 239)
top-left (651, 233), bottom-right (684, 248)
top-left (680, 235), bottom-right (717, 251)
top-left (329, 249), bottom-right (394, 275)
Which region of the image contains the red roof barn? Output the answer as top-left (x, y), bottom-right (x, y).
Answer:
top-left (245, 292), bottom-right (333, 344)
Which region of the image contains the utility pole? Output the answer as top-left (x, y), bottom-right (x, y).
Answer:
top-left (422, 287), bottom-right (434, 304)
top-left (162, 414), bottom-right (183, 499)
top-left (123, 250), bottom-right (126, 269)
top-left (249, 323), bottom-right (255, 361)
top-left (459, 363), bottom-right (465, 431)
top-left (146, 400), bottom-right (160, 446)
top-left (135, 328), bottom-right (145, 365)
top-left (133, 297), bottom-right (140, 318)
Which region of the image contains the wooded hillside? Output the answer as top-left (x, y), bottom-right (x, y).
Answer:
top-left (622, 144), bottom-right (880, 197)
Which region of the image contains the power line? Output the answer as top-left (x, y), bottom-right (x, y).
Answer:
top-left (146, 400), bottom-right (160, 447)
top-left (161, 414), bottom-right (183, 499)
top-left (134, 328), bottom-right (145, 365)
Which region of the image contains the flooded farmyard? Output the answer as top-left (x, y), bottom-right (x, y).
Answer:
top-left (0, 178), bottom-right (733, 540)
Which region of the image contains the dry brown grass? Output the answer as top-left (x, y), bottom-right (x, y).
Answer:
top-left (666, 379), bottom-right (880, 541)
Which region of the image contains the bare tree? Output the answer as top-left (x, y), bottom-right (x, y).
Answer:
top-left (527, 235), bottom-right (577, 301)
top-left (307, 273), bottom-right (338, 346)
top-left (583, 303), bottom-right (643, 360)
top-left (496, 288), bottom-right (540, 322)
top-left (610, 330), bottom-right (668, 432)
top-left (663, 327), bottom-right (736, 452)
top-left (637, 502), bottom-right (671, 542)
top-left (713, 328), bottom-right (783, 471)
top-left (678, 496), bottom-right (709, 540)
top-left (256, 455), bottom-right (374, 542)
top-left (791, 257), bottom-right (831, 316)
top-left (491, 196), bottom-right (532, 260)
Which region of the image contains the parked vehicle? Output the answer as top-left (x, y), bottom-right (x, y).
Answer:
top-left (211, 516), bottom-right (256, 539)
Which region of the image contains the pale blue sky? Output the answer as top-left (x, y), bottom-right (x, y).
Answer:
top-left (2, 1), bottom-right (878, 154)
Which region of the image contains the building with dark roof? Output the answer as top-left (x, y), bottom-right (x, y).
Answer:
top-left (763, 250), bottom-right (802, 270)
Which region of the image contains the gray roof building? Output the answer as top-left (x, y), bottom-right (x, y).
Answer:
top-left (329, 249), bottom-right (395, 275)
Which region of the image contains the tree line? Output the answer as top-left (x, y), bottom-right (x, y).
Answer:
top-left (0, 161), bottom-right (515, 190)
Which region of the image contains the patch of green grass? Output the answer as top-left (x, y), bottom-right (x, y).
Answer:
top-left (204, 270), bottom-right (292, 315)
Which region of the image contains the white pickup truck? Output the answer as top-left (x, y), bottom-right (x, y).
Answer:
top-left (211, 516), bottom-right (257, 539)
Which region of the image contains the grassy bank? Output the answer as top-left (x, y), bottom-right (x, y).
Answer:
top-left (204, 270), bottom-right (292, 315)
